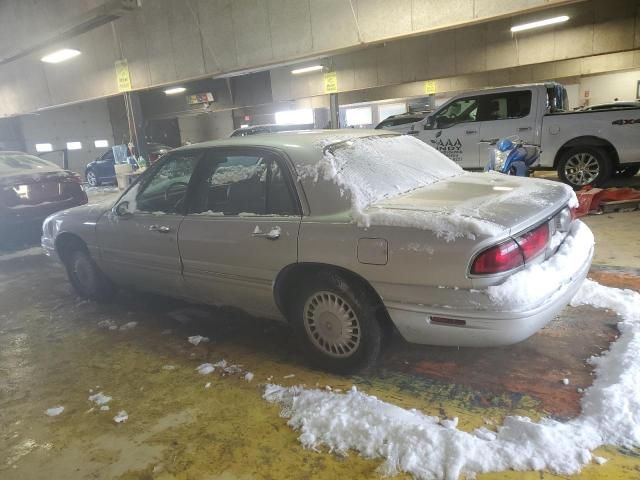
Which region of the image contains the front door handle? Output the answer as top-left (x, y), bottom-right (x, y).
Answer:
top-left (149, 225), bottom-right (171, 233)
top-left (465, 129), bottom-right (478, 135)
top-left (518, 126), bottom-right (532, 132)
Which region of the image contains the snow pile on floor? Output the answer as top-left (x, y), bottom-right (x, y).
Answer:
top-left (45, 406), bottom-right (64, 417)
top-left (487, 220), bottom-right (594, 309)
top-left (113, 410), bottom-right (128, 424)
top-left (88, 392), bottom-right (112, 406)
top-left (264, 279), bottom-right (640, 479)
top-left (119, 321), bottom-right (137, 331)
top-left (188, 335), bottom-right (209, 346)
top-left (0, 247), bottom-right (43, 262)
top-left (196, 363), bottom-right (215, 375)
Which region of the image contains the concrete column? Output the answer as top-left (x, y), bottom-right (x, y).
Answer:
top-left (329, 93), bottom-right (339, 129)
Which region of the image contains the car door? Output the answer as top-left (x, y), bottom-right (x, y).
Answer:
top-left (416, 96), bottom-right (481, 168)
top-left (476, 89), bottom-right (538, 164)
top-left (95, 150), bottom-right (116, 181)
top-left (178, 147), bottom-right (301, 319)
top-left (96, 150), bottom-right (203, 296)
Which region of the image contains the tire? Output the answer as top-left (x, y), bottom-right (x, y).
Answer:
top-left (86, 169), bottom-right (100, 187)
top-left (65, 249), bottom-right (115, 302)
top-left (289, 270), bottom-right (384, 373)
top-left (616, 165), bottom-right (640, 178)
top-left (558, 147), bottom-right (611, 188)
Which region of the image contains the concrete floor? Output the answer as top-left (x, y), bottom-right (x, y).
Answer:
top-left (1, 201), bottom-right (640, 479)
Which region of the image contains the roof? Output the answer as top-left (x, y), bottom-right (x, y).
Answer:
top-left (174, 129), bottom-right (394, 168)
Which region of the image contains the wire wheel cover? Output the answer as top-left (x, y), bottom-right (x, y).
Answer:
top-left (303, 291), bottom-right (361, 358)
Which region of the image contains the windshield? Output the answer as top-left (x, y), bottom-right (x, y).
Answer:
top-left (0, 153), bottom-right (61, 174)
top-left (323, 135), bottom-right (462, 212)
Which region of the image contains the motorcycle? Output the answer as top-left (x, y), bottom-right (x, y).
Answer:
top-left (485, 136), bottom-right (540, 177)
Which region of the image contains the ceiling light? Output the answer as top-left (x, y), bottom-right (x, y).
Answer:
top-left (66, 141), bottom-right (82, 150)
top-left (511, 15), bottom-right (569, 33)
top-left (94, 139), bottom-right (109, 148)
top-left (41, 48), bottom-right (81, 63)
top-left (35, 143), bottom-right (53, 152)
top-left (291, 65), bottom-right (324, 75)
top-left (164, 87), bottom-right (186, 95)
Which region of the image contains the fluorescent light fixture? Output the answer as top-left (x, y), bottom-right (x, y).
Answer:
top-left (66, 141), bottom-right (82, 150)
top-left (240, 124), bottom-right (249, 128)
top-left (291, 65), bottom-right (324, 75)
top-left (35, 143), bottom-right (53, 152)
top-left (41, 48), bottom-right (81, 63)
top-left (164, 87), bottom-right (186, 95)
top-left (511, 15), bottom-right (569, 33)
top-left (94, 139), bottom-right (109, 148)
top-left (275, 109), bottom-right (313, 125)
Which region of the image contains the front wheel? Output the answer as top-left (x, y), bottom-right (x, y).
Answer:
top-left (289, 271), bottom-right (384, 373)
top-left (65, 249), bottom-right (115, 302)
top-left (558, 147), bottom-right (611, 188)
top-left (86, 169), bottom-right (100, 187)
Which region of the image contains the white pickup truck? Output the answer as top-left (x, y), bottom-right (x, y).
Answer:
top-left (412, 82), bottom-right (640, 188)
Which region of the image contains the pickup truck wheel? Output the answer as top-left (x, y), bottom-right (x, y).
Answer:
top-left (65, 249), bottom-right (115, 302)
top-left (86, 169), bottom-right (100, 187)
top-left (558, 147), bottom-right (611, 188)
top-left (616, 165), bottom-right (640, 178)
top-left (289, 271), bottom-right (383, 373)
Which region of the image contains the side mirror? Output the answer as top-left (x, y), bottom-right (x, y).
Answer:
top-left (424, 116), bottom-right (435, 130)
top-left (115, 201), bottom-right (133, 217)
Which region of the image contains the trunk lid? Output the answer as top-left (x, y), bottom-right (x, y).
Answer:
top-left (0, 170), bottom-right (81, 208)
top-left (371, 172), bottom-right (573, 238)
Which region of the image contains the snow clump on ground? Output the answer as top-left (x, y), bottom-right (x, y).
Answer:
top-left (264, 279), bottom-right (640, 479)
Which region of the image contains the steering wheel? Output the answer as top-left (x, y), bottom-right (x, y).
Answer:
top-left (164, 181), bottom-right (189, 210)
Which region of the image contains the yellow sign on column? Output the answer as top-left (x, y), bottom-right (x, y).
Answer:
top-left (424, 80), bottom-right (436, 95)
top-left (115, 59), bottom-right (132, 92)
top-left (324, 71), bottom-right (338, 94)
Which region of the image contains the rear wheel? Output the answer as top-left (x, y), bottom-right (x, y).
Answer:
top-left (616, 165), bottom-right (640, 178)
top-left (86, 169), bottom-right (100, 187)
top-left (558, 147), bottom-right (611, 188)
top-left (65, 249), bottom-right (115, 302)
top-left (289, 271), bottom-right (384, 373)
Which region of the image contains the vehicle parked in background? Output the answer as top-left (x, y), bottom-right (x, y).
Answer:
top-left (85, 143), bottom-right (171, 186)
top-left (229, 124), bottom-right (314, 137)
top-left (1, 151), bottom-right (87, 245)
top-left (412, 82), bottom-right (640, 188)
top-left (42, 131), bottom-right (592, 372)
top-left (375, 112), bottom-right (429, 133)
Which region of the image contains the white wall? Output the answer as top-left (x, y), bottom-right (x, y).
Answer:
top-left (178, 110), bottom-right (235, 144)
top-left (19, 99), bottom-right (114, 174)
top-left (578, 69), bottom-right (640, 106)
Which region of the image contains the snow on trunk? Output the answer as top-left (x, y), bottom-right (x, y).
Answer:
top-left (264, 280), bottom-right (640, 479)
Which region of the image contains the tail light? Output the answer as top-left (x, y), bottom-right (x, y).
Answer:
top-left (515, 223), bottom-right (549, 261)
top-left (471, 222), bottom-right (550, 275)
top-left (471, 239), bottom-right (524, 274)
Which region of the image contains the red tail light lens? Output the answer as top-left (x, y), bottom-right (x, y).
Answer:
top-left (471, 239), bottom-right (524, 275)
top-left (516, 223), bottom-right (549, 261)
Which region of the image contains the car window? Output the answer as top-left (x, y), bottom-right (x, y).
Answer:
top-left (477, 91), bottom-right (532, 121)
top-left (100, 150), bottom-right (114, 162)
top-left (189, 150), bottom-right (297, 216)
top-left (136, 152), bottom-right (201, 213)
top-left (433, 97), bottom-right (478, 128)
top-left (0, 153), bottom-right (60, 173)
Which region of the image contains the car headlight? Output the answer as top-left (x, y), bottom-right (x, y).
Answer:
top-left (494, 150), bottom-right (509, 171)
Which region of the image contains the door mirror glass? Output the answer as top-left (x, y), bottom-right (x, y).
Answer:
top-left (115, 201), bottom-right (132, 217)
top-left (424, 116), bottom-right (434, 130)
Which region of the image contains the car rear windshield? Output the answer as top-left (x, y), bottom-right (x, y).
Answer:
top-left (324, 135), bottom-right (463, 208)
top-left (0, 153), bottom-right (61, 174)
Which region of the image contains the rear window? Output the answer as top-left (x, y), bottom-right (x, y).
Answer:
top-left (0, 153), bottom-right (61, 174)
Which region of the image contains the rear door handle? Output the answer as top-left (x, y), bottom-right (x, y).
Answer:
top-left (252, 226), bottom-right (281, 240)
top-left (149, 225), bottom-right (171, 233)
top-left (465, 129), bottom-right (478, 134)
top-left (518, 126), bottom-right (532, 131)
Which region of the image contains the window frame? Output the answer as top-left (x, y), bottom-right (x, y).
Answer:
top-left (476, 90), bottom-right (533, 122)
top-left (133, 149), bottom-right (207, 215)
top-left (183, 146), bottom-right (303, 218)
top-left (433, 96), bottom-right (479, 129)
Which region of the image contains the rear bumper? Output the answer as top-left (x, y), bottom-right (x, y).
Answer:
top-left (0, 195), bottom-right (87, 228)
top-left (385, 225), bottom-right (593, 347)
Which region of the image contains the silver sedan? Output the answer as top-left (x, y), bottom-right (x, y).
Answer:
top-left (42, 130), bottom-right (593, 372)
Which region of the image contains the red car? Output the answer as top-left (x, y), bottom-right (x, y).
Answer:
top-left (0, 151), bottom-right (87, 244)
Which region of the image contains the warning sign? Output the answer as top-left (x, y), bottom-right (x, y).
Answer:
top-left (424, 80), bottom-right (436, 95)
top-left (324, 71), bottom-right (338, 94)
top-left (115, 59), bottom-right (132, 92)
